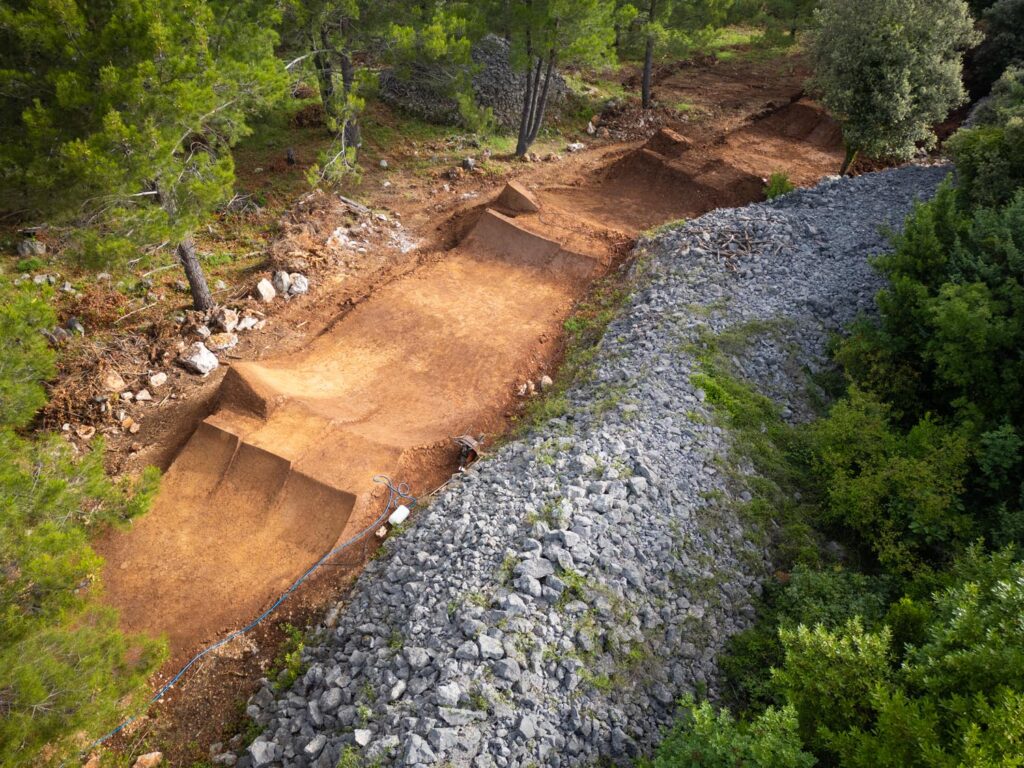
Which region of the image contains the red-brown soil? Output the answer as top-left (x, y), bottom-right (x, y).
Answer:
top-left (97, 90), bottom-right (843, 663)
top-left (94, 51), bottom-right (850, 765)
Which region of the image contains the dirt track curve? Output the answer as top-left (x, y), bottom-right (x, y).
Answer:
top-left (97, 97), bottom-right (844, 659)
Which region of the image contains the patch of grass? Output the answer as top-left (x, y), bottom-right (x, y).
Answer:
top-left (698, 25), bottom-right (762, 57)
top-left (269, 623), bottom-right (306, 692)
top-left (689, 322), bottom-right (821, 569)
top-left (643, 219), bottom-right (687, 240)
top-left (581, 671), bottom-right (615, 693)
top-left (360, 681), bottom-right (377, 703)
top-left (388, 630), bottom-right (403, 651)
top-left (764, 172), bottom-right (796, 199)
top-left (468, 687), bottom-right (489, 712)
top-left (557, 569), bottom-right (591, 608)
top-left (515, 258), bottom-right (649, 435)
top-left (15, 257), bottom-right (45, 272)
top-left (498, 553), bottom-right (518, 585)
top-left (337, 746), bottom-right (362, 768)
top-left (527, 497), bottom-right (564, 527)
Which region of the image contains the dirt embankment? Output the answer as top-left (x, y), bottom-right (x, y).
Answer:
top-left (94, 59), bottom-right (846, 763)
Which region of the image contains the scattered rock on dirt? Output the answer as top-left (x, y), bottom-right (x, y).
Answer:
top-left (287, 273), bottom-right (309, 296)
top-left (132, 752), bottom-right (163, 768)
top-left (206, 332), bottom-right (239, 352)
top-left (17, 238), bottom-right (45, 257)
top-left (178, 342), bottom-right (219, 375)
top-left (212, 307), bottom-right (239, 333)
top-left (101, 369), bottom-right (127, 393)
top-left (255, 279), bottom-right (276, 303)
top-left (271, 271), bottom-right (291, 295)
top-left (149, 372), bottom-right (168, 388)
top-left (135, 388), bottom-right (153, 402)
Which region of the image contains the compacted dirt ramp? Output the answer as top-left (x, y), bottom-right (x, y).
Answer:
top-left (542, 97), bottom-right (844, 234)
top-left (97, 190), bottom-right (608, 656)
top-left (98, 94), bottom-right (847, 659)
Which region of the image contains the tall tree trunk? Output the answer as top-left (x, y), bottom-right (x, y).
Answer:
top-left (515, 69), bottom-right (535, 156)
top-left (177, 236), bottom-right (213, 312)
top-left (642, 0), bottom-right (658, 109)
top-left (516, 32), bottom-right (538, 157)
top-left (642, 34), bottom-right (655, 109)
top-left (339, 51), bottom-right (361, 150)
top-left (527, 52), bottom-right (556, 144)
top-left (313, 31), bottom-right (339, 134)
top-left (840, 145), bottom-right (859, 176)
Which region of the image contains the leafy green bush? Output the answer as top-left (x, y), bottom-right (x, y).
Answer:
top-left (0, 280), bottom-right (163, 766)
top-left (764, 172), bottom-right (796, 199)
top-left (722, 566), bottom-right (891, 710)
top-left (808, 387), bottom-right (974, 571)
top-left (948, 68), bottom-right (1024, 209)
top-left (772, 551), bottom-right (1024, 767)
top-left (644, 696), bottom-right (815, 768)
top-left (830, 169), bottom-right (1024, 554)
top-left (807, 0), bottom-right (979, 173)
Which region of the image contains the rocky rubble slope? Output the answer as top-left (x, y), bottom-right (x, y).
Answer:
top-left (379, 35), bottom-right (568, 130)
top-left (240, 164), bottom-right (949, 768)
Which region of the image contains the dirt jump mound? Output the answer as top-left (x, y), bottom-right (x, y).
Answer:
top-left (97, 186), bottom-right (609, 659)
top-left (539, 97), bottom-right (845, 233)
top-left (98, 92), bottom-right (846, 661)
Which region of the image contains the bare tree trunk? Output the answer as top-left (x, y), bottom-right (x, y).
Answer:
top-left (516, 63), bottom-right (535, 157)
top-left (642, 35), bottom-right (655, 109)
top-left (313, 30), bottom-right (340, 134)
top-left (527, 52), bottom-right (556, 144)
top-left (177, 236), bottom-right (213, 312)
top-left (840, 145), bottom-right (859, 176)
top-left (516, 29), bottom-right (539, 157)
top-left (642, 0), bottom-right (658, 109)
top-left (339, 51), bottom-right (361, 150)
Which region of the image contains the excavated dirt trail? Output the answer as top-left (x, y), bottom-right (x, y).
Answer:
top-left (97, 95), bottom-right (845, 660)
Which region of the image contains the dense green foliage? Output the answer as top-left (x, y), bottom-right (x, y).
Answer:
top-left (654, 35), bottom-right (1024, 768)
top-left (0, 280), bottom-right (163, 766)
top-left (0, 0), bottom-right (287, 308)
top-left (764, 172), bottom-right (796, 199)
top-left (644, 696), bottom-right (815, 768)
top-left (973, 0), bottom-right (1024, 93)
top-left (774, 551), bottom-right (1024, 766)
top-left (806, 0), bottom-right (979, 173)
top-left (948, 68), bottom-right (1024, 209)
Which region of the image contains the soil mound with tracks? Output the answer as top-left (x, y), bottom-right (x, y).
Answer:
top-left (97, 94), bottom-right (846, 661)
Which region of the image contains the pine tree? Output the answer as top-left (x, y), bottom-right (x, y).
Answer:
top-left (0, 0), bottom-right (287, 311)
top-left (0, 279), bottom-right (164, 766)
top-left (637, 0), bottom-right (732, 109)
top-left (488, 0), bottom-right (621, 156)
